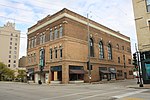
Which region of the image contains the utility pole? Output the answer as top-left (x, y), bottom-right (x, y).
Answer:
top-left (87, 13), bottom-right (91, 83)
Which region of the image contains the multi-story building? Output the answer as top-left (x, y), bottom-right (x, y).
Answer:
top-left (0, 22), bottom-right (20, 70)
top-left (27, 8), bottom-right (133, 84)
top-left (18, 56), bottom-right (26, 68)
top-left (132, 0), bottom-right (150, 84)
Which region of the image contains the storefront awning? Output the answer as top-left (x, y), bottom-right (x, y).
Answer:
top-left (69, 69), bottom-right (87, 74)
top-left (100, 70), bottom-right (111, 74)
top-left (110, 70), bottom-right (118, 74)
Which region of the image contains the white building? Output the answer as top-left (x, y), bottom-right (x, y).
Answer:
top-left (0, 22), bottom-right (20, 70)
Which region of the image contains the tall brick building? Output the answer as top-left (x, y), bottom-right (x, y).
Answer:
top-left (27, 8), bottom-right (133, 84)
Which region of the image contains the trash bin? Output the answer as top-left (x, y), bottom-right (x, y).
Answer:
top-left (38, 80), bottom-right (42, 84)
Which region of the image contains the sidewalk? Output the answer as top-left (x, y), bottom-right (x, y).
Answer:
top-left (127, 84), bottom-right (150, 89)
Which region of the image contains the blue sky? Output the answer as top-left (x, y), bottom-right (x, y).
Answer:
top-left (0, 0), bottom-right (137, 58)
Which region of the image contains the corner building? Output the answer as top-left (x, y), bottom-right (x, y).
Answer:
top-left (27, 8), bottom-right (133, 84)
top-left (132, 0), bottom-right (150, 84)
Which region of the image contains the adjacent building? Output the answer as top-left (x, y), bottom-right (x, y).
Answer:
top-left (0, 22), bottom-right (20, 70)
top-left (27, 8), bottom-right (133, 84)
top-left (132, 0), bottom-right (150, 84)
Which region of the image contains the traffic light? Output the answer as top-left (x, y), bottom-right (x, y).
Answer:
top-left (133, 53), bottom-right (137, 66)
top-left (140, 52), bottom-right (144, 61)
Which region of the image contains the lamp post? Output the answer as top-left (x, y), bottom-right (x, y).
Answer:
top-left (87, 13), bottom-right (91, 83)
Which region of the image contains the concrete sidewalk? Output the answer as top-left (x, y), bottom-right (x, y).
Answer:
top-left (127, 84), bottom-right (150, 89)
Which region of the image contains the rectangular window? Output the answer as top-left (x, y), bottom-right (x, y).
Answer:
top-left (128, 59), bottom-right (131, 64)
top-left (34, 53), bottom-right (36, 62)
top-left (118, 57), bottom-right (120, 63)
top-left (34, 37), bottom-right (36, 47)
top-left (129, 71), bottom-right (133, 75)
top-left (9, 55), bottom-right (11, 58)
top-left (8, 60), bottom-right (11, 63)
top-left (14, 60), bottom-right (16, 63)
top-left (50, 31), bottom-right (53, 41)
top-left (117, 70), bottom-right (123, 77)
top-left (146, 0), bottom-right (150, 12)
top-left (54, 29), bottom-right (58, 39)
top-left (59, 27), bottom-right (63, 38)
top-left (55, 49), bottom-right (57, 58)
top-left (87, 65), bottom-right (93, 70)
top-left (9, 51), bottom-right (11, 54)
top-left (10, 42), bottom-right (12, 45)
top-left (8, 64), bottom-right (10, 67)
top-left (60, 48), bottom-right (62, 58)
top-left (50, 49), bottom-right (52, 59)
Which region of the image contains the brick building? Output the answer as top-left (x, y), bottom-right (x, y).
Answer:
top-left (27, 8), bottom-right (133, 84)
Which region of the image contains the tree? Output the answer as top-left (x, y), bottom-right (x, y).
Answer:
top-left (0, 62), bottom-right (15, 81)
top-left (17, 69), bottom-right (26, 82)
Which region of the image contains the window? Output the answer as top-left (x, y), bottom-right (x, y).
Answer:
top-left (90, 38), bottom-right (94, 57)
top-left (11, 33), bottom-right (13, 36)
top-left (146, 0), bottom-right (150, 12)
top-left (8, 64), bottom-right (10, 67)
top-left (14, 60), bottom-right (16, 63)
top-left (128, 59), bottom-right (131, 64)
top-left (50, 30), bottom-right (53, 41)
top-left (16, 34), bottom-right (18, 37)
top-left (122, 46), bottom-right (124, 50)
top-left (14, 55), bottom-right (16, 59)
top-left (15, 43), bottom-right (17, 46)
top-left (54, 28), bottom-right (58, 39)
top-left (99, 41), bottom-right (104, 59)
top-left (9, 55), bottom-right (11, 58)
top-left (117, 70), bottom-right (123, 77)
top-left (10, 38), bottom-right (12, 41)
top-left (14, 51), bottom-right (16, 54)
top-left (118, 57), bottom-right (120, 63)
top-left (50, 49), bottom-right (52, 59)
top-left (129, 71), bottom-right (133, 75)
top-left (55, 48), bottom-right (57, 58)
top-left (34, 36), bottom-right (36, 47)
top-left (59, 27), bottom-right (63, 38)
top-left (123, 55), bottom-right (126, 68)
top-left (9, 51), bottom-right (11, 54)
top-left (87, 65), bottom-right (93, 70)
top-left (10, 46), bottom-right (12, 49)
top-left (31, 37), bottom-right (34, 48)
top-left (13, 64), bottom-right (16, 67)
top-left (40, 33), bottom-right (45, 45)
top-left (108, 43), bottom-right (112, 60)
top-left (8, 60), bottom-right (11, 63)
top-left (60, 48), bottom-right (62, 58)
top-left (116, 44), bottom-right (119, 50)
top-left (15, 47), bottom-right (17, 50)
top-left (34, 53), bottom-right (36, 62)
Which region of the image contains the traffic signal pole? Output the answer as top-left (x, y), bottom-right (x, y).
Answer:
top-left (135, 44), bottom-right (143, 87)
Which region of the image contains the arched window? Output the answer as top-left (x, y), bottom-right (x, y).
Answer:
top-left (108, 43), bottom-right (112, 60)
top-left (90, 38), bottom-right (94, 57)
top-left (99, 41), bottom-right (104, 59)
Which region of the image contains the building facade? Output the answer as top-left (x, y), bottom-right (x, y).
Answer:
top-left (132, 0), bottom-right (150, 84)
top-left (27, 8), bottom-right (133, 84)
top-left (0, 22), bottom-right (20, 70)
top-left (18, 56), bottom-right (26, 68)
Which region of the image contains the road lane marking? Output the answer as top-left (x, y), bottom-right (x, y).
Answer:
top-left (76, 89), bottom-right (127, 100)
top-left (40, 89), bottom-right (104, 100)
top-left (112, 89), bottom-right (148, 99)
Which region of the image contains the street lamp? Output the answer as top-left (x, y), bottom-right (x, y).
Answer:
top-left (87, 13), bottom-right (91, 83)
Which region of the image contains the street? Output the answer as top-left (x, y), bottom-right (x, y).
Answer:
top-left (0, 79), bottom-right (149, 100)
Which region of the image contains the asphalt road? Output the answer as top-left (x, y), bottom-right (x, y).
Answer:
top-left (0, 79), bottom-right (149, 100)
